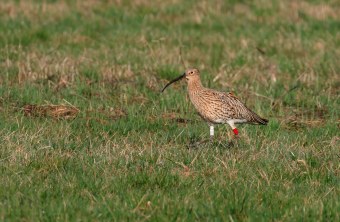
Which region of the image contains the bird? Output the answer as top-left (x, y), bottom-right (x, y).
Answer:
top-left (161, 68), bottom-right (268, 140)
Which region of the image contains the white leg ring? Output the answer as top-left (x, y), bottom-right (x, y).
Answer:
top-left (210, 125), bottom-right (214, 137)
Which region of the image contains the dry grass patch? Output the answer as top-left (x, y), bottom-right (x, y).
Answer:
top-left (296, 1), bottom-right (339, 20)
top-left (0, 0), bottom-right (109, 21)
top-left (278, 106), bottom-right (329, 130)
top-left (101, 64), bottom-right (135, 83)
top-left (278, 1), bottom-right (339, 22)
top-left (2, 50), bottom-right (141, 87)
top-left (0, 1), bottom-right (71, 22)
top-left (1, 50), bottom-right (80, 84)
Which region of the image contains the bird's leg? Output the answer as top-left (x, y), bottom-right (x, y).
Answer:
top-left (231, 128), bottom-right (239, 147)
top-left (227, 121), bottom-right (239, 138)
top-left (210, 125), bottom-right (214, 141)
top-left (232, 128), bottom-right (239, 136)
top-left (226, 121), bottom-right (239, 147)
top-left (231, 127), bottom-right (240, 142)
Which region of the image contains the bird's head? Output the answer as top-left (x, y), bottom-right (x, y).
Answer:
top-left (184, 68), bottom-right (200, 82)
top-left (161, 68), bottom-right (200, 92)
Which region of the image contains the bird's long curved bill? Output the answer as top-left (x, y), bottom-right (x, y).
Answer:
top-left (161, 73), bottom-right (185, 92)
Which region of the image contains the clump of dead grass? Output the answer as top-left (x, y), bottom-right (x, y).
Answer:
top-left (22, 104), bottom-right (79, 120)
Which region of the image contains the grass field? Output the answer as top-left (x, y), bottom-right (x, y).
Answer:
top-left (0, 0), bottom-right (339, 221)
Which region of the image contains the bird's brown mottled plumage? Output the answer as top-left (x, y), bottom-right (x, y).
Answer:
top-left (162, 68), bottom-right (268, 136)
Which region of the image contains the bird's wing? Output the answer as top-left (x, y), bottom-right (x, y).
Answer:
top-left (213, 91), bottom-right (267, 124)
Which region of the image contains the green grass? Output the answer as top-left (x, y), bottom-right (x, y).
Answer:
top-left (0, 0), bottom-right (339, 221)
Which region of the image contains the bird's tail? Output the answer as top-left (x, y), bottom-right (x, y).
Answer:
top-left (256, 116), bottom-right (269, 125)
top-left (249, 110), bottom-right (268, 125)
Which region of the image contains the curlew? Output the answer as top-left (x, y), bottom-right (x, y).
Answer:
top-left (161, 68), bottom-right (268, 140)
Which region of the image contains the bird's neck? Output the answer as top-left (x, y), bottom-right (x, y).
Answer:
top-left (188, 78), bottom-right (203, 92)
